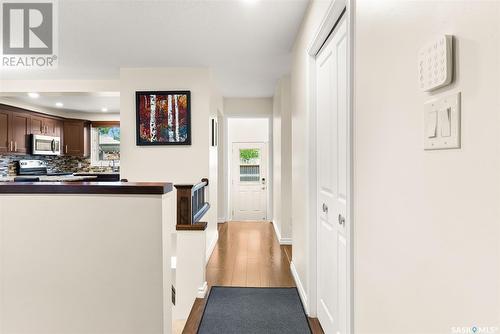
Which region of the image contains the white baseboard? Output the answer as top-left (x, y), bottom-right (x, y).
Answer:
top-left (217, 218), bottom-right (226, 223)
top-left (272, 220), bottom-right (292, 245)
top-left (290, 261), bottom-right (309, 315)
top-left (279, 238), bottom-right (292, 245)
top-left (206, 230), bottom-right (218, 264)
top-left (197, 281), bottom-right (208, 298)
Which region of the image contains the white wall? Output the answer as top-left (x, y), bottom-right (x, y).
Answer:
top-left (272, 75), bottom-right (292, 243)
top-left (354, 1), bottom-right (500, 332)
top-left (120, 67), bottom-right (218, 262)
top-left (223, 97), bottom-right (273, 118)
top-left (290, 0), bottom-right (500, 332)
top-left (289, 0), bottom-right (332, 315)
top-left (0, 193), bottom-right (172, 334)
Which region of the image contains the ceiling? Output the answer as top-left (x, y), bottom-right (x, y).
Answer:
top-left (1, 93), bottom-right (120, 114)
top-left (0, 0), bottom-right (309, 97)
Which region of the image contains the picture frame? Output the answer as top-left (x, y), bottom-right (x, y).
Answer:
top-left (135, 90), bottom-right (191, 145)
top-left (211, 118), bottom-right (218, 147)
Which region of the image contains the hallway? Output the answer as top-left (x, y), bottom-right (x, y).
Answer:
top-left (183, 222), bottom-right (323, 333)
top-left (207, 222), bottom-right (294, 288)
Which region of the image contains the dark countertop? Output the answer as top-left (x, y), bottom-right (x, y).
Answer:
top-left (0, 182), bottom-right (173, 195)
top-left (0, 175), bottom-right (97, 182)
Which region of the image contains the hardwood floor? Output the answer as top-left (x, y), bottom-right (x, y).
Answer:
top-left (182, 222), bottom-right (324, 334)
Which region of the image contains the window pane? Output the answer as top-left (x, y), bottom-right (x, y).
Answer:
top-left (239, 148), bottom-right (260, 182)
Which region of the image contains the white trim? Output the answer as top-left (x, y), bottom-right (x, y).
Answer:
top-left (308, 0), bottom-right (347, 56)
top-left (197, 281), bottom-right (208, 299)
top-left (290, 261), bottom-right (309, 315)
top-left (217, 218), bottom-right (227, 224)
top-left (272, 220), bottom-right (292, 245)
top-left (307, 0), bottom-right (354, 331)
top-left (206, 230), bottom-right (218, 265)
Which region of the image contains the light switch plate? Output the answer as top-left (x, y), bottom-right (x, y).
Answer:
top-left (424, 92), bottom-right (461, 150)
top-left (418, 35), bottom-right (453, 92)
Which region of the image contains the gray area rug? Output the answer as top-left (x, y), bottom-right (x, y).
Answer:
top-left (197, 287), bottom-right (312, 334)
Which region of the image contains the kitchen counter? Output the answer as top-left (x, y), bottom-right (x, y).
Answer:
top-left (0, 175), bottom-right (98, 182)
top-left (0, 181), bottom-right (172, 194)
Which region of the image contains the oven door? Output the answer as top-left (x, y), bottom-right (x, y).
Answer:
top-left (32, 135), bottom-right (61, 156)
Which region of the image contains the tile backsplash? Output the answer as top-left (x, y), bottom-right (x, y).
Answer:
top-left (0, 154), bottom-right (115, 176)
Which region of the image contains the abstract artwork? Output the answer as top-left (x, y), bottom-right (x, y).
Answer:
top-left (135, 91), bottom-right (191, 145)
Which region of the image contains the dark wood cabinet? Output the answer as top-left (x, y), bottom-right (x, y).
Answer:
top-left (31, 115), bottom-right (62, 137)
top-left (0, 104), bottom-right (91, 156)
top-left (63, 120), bottom-right (90, 157)
top-left (10, 111), bottom-right (31, 154)
top-left (45, 118), bottom-right (63, 137)
top-left (0, 109), bottom-right (12, 153)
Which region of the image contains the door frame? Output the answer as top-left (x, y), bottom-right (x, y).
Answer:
top-left (229, 141), bottom-right (270, 221)
top-left (304, 0), bottom-right (354, 332)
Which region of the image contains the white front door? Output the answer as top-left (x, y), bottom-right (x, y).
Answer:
top-left (231, 142), bottom-right (268, 221)
top-left (316, 15), bottom-right (349, 334)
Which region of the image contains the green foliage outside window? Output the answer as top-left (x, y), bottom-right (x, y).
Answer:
top-left (240, 149), bottom-right (260, 163)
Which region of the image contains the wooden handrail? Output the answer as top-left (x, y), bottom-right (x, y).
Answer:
top-left (174, 178), bottom-right (210, 230)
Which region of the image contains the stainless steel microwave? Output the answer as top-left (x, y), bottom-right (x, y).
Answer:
top-left (31, 134), bottom-right (61, 156)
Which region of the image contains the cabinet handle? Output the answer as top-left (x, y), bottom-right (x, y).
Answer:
top-left (65, 145), bottom-right (68, 154)
top-left (14, 141), bottom-right (17, 152)
top-left (9, 141), bottom-right (13, 152)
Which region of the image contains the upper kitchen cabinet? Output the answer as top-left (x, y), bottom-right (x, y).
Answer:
top-left (31, 115), bottom-right (63, 137)
top-left (10, 111), bottom-right (31, 154)
top-left (45, 118), bottom-right (63, 137)
top-left (63, 120), bottom-right (90, 157)
top-left (0, 109), bottom-right (12, 153)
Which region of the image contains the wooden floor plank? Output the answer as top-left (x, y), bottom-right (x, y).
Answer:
top-left (182, 221), bottom-right (324, 334)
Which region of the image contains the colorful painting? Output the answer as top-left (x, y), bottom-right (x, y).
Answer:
top-left (135, 91), bottom-right (191, 145)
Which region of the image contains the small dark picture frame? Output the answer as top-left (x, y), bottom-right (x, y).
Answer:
top-left (211, 118), bottom-right (218, 147)
top-left (135, 91), bottom-right (191, 146)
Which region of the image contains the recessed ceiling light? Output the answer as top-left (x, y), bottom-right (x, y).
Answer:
top-left (28, 92), bottom-right (39, 98)
top-left (55, 102), bottom-right (64, 108)
top-left (101, 107), bottom-right (108, 112)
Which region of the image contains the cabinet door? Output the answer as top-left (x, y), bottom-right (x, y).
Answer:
top-left (44, 118), bottom-right (61, 136)
top-left (63, 121), bottom-right (83, 156)
top-left (0, 109), bottom-right (12, 153)
top-left (11, 112), bottom-right (31, 154)
top-left (31, 115), bottom-right (44, 135)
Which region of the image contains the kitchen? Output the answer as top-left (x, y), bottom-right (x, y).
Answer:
top-left (0, 93), bottom-right (121, 182)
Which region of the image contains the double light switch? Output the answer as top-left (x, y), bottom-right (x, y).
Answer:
top-left (424, 92), bottom-right (461, 150)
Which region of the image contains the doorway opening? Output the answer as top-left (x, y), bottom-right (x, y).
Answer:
top-left (226, 117), bottom-right (271, 222)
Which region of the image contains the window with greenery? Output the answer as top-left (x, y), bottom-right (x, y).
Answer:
top-left (239, 148), bottom-right (260, 182)
top-left (91, 126), bottom-right (120, 167)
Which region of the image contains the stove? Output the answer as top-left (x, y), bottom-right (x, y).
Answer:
top-left (17, 160), bottom-right (72, 176)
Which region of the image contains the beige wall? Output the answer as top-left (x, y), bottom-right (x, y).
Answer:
top-left (120, 67), bottom-right (219, 261)
top-left (290, 0), bottom-right (332, 312)
top-left (354, 1), bottom-right (500, 332)
top-left (291, 0), bottom-right (500, 332)
top-left (223, 97), bottom-right (273, 118)
top-left (272, 75), bottom-right (292, 242)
